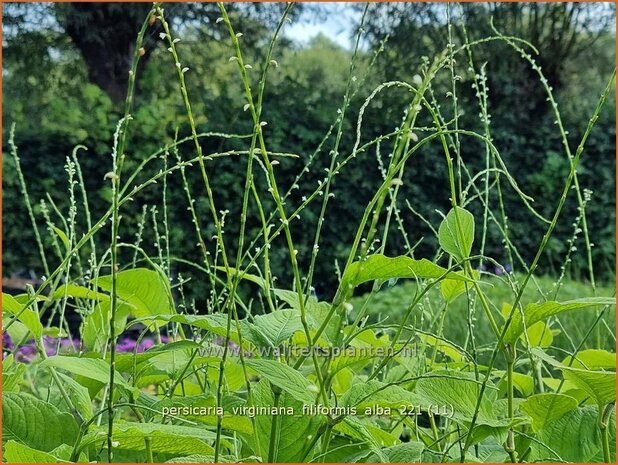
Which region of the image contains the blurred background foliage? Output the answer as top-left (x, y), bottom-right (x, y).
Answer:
top-left (2, 2), bottom-right (615, 304)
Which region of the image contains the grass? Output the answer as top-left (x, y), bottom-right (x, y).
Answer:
top-left (351, 274), bottom-right (616, 355)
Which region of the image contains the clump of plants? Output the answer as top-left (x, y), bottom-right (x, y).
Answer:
top-left (2, 3), bottom-right (616, 463)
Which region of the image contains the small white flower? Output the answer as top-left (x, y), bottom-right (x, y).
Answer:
top-left (245, 64), bottom-right (252, 69)
top-left (229, 56), bottom-right (237, 62)
top-left (236, 32), bottom-right (243, 38)
top-left (159, 32), bottom-right (167, 40)
top-left (216, 17), bottom-right (224, 24)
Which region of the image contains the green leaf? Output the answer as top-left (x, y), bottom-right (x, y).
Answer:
top-left (342, 380), bottom-right (423, 411)
top-left (503, 297), bottom-right (614, 344)
top-left (51, 226), bottom-right (70, 251)
top-left (40, 355), bottom-right (134, 391)
top-left (115, 340), bottom-right (201, 373)
top-left (165, 455), bottom-right (215, 463)
top-left (4, 441), bottom-right (59, 463)
top-left (342, 254), bottom-right (467, 289)
top-left (52, 283), bottom-right (110, 301)
top-left (367, 441), bottom-right (424, 463)
top-left (532, 348), bottom-right (616, 406)
top-left (563, 349), bottom-right (616, 370)
top-left (95, 268), bottom-right (174, 319)
top-left (533, 406), bottom-right (612, 462)
top-left (274, 290), bottom-right (341, 344)
top-left (82, 301), bottom-right (130, 351)
top-left (438, 207), bottom-right (475, 261)
top-left (84, 422), bottom-right (217, 456)
top-left (3, 392), bottom-right (79, 451)
top-left (531, 348), bottom-right (616, 407)
top-left (520, 321), bottom-right (553, 348)
top-left (216, 265), bottom-right (267, 289)
top-left (520, 393), bottom-right (579, 432)
top-left (3, 360), bottom-right (26, 393)
top-left (56, 372), bottom-right (94, 420)
top-left (2, 292), bottom-right (43, 339)
top-left (415, 370), bottom-right (506, 427)
top-left (440, 277), bottom-right (469, 302)
top-left (253, 309), bottom-right (304, 347)
top-left (252, 379), bottom-right (325, 462)
top-left (245, 359), bottom-right (318, 404)
top-left (153, 394), bottom-right (254, 435)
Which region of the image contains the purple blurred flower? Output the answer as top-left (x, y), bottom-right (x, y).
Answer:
top-left (3, 332), bottom-right (14, 350)
top-left (15, 343), bottom-right (38, 363)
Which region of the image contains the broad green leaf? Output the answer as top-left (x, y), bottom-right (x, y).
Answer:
top-left (149, 314), bottom-right (262, 348)
top-left (95, 268), bottom-right (174, 319)
top-left (40, 355), bottom-right (134, 391)
top-left (52, 283), bottom-right (110, 301)
top-left (533, 406), bottom-right (612, 462)
top-left (342, 380), bottom-right (423, 411)
top-left (533, 348), bottom-right (616, 406)
top-left (563, 349), bottom-right (616, 370)
top-left (520, 393), bottom-right (579, 432)
top-left (335, 417), bottom-right (394, 462)
top-left (415, 370), bottom-right (506, 427)
top-left (245, 359), bottom-right (318, 404)
top-left (438, 207), bottom-right (475, 261)
top-left (3, 356), bottom-right (27, 392)
top-left (153, 394), bottom-right (254, 435)
top-left (165, 455), bottom-right (215, 463)
top-left (3, 392), bottom-right (78, 451)
top-left (115, 340), bottom-right (201, 373)
top-left (2, 292), bottom-right (43, 339)
top-left (4, 441), bottom-right (59, 463)
top-left (417, 333), bottom-right (464, 362)
top-left (493, 370), bottom-right (535, 396)
top-left (367, 441), bottom-right (424, 463)
top-left (440, 278), bottom-right (466, 302)
top-left (253, 309), bottom-right (304, 347)
top-left (85, 422), bottom-right (217, 456)
top-left (56, 372), bottom-right (94, 420)
top-left (342, 254), bottom-right (468, 289)
top-left (520, 321), bottom-right (553, 348)
top-left (82, 301), bottom-right (130, 351)
top-left (503, 297), bottom-right (614, 344)
top-left (276, 289), bottom-right (341, 345)
top-left (252, 379), bottom-right (325, 462)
